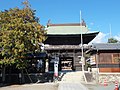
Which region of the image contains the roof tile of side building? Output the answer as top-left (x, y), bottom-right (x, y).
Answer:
top-left (91, 43), bottom-right (120, 50)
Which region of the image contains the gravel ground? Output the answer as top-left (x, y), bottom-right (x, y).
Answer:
top-left (0, 83), bottom-right (58, 90)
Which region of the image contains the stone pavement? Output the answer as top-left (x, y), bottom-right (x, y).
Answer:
top-left (58, 71), bottom-right (89, 90)
top-left (84, 83), bottom-right (116, 90)
top-left (61, 71), bottom-right (85, 83)
top-left (58, 82), bottom-right (89, 90)
top-left (0, 83), bottom-right (58, 90)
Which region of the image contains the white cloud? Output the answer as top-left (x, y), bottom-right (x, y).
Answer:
top-left (114, 34), bottom-right (120, 41)
top-left (89, 32), bottom-right (107, 44)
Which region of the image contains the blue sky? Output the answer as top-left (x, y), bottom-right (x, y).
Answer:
top-left (0, 0), bottom-right (120, 43)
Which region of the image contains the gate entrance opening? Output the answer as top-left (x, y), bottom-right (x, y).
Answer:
top-left (60, 57), bottom-right (74, 71)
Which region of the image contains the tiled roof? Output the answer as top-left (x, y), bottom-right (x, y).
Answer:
top-left (44, 45), bottom-right (81, 50)
top-left (46, 23), bottom-right (98, 35)
top-left (91, 43), bottom-right (120, 50)
top-left (44, 45), bottom-right (89, 50)
top-left (48, 23), bottom-right (83, 26)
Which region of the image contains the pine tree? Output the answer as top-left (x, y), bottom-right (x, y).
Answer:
top-left (108, 38), bottom-right (118, 43)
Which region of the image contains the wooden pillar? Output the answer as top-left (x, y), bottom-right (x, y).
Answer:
top-left (96, 51), bottom-right (99, 73)
top-left (21, 69), bottom-right (25, 84)
top-left (73, 49), bottom-right (75, 71)
top-left (2, 65), bottom-right (5, 83)
top-left (96, 50), bottom-right (99, 83)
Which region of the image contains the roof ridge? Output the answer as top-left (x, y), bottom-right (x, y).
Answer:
top-left (93, 43), bottom-right (120, 45)
top-left (47, 23), bottom-right (83, 26)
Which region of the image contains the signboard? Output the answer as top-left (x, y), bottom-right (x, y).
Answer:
top-left (54, 61), bottom-right (58, 77)
top-left (52, 55), bottom-right (59, 77)
top-left (90, 56), bottom-right (96, 65)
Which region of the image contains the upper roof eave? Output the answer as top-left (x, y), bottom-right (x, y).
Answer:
top-left (46, 31), bottom-right (99, 35)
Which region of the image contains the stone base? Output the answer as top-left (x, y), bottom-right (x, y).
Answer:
top-left (98, 73), bottom-right (120, 84)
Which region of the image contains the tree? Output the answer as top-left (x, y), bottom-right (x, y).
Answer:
top-left (0, 1), bottom-right (46, 83)
top-left (108, 38), bottom-right (118, 43)
top-left (0, 1), bottom-right (46, 69)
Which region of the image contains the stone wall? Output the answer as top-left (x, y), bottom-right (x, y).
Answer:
top-left (98, 73), bottom-right (120, 84)
top-left (90, 68), bottom-right (120, 84)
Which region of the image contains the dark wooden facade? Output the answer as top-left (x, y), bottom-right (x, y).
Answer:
top-left (44, 22), bottom-right (99, 71)
top-left (45, 46), bottom-right (84, 71)
top-left (44, 33), bottom-right (98, 45)
top-left (0, 52), bottom-right (47, 84)
top-left (88, 43), bottom-right (120, 73)
top-left (98, 51), bottom-right (120, 72)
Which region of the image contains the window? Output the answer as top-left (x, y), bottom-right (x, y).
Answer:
top-left (112, 53), bottom-right (120, 63)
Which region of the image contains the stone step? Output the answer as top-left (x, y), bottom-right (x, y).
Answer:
top-left (61, 71), bottom-right (85, 83)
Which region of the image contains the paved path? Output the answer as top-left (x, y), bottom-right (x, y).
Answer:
top-left (84, 83), bottom-right (117, 90)
top-left (58, 71), bottom-right (89, 90)
top-left (58, 82), bottom-right (89, 90)
top-left (0, 83), bottom-right (58, 90)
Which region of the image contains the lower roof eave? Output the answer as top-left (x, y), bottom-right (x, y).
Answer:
top-left (44, 45), bottom-right (89, 50)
